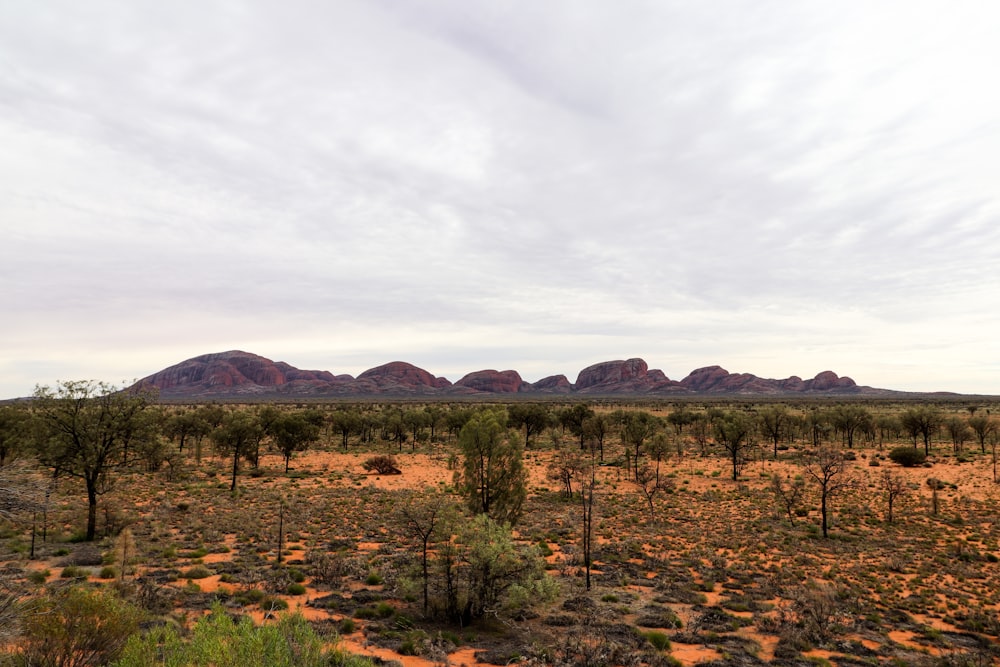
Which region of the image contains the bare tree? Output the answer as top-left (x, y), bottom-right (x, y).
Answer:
top-left (880, 469), bottom-right (908, 524)
top-left (770, 475), bottom-right (806, 526)
top-left (758, 406), bottom-right (791, 459)
top-left (580, 462), bottom-right (597, 591)
top-left (804, 447), bottom-right (854, 538)
top-left (398, 492), bottom-right (452, 615)
top-left (635, 464), bottom-right (672, 517)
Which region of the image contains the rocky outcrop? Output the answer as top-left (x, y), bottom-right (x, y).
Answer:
top-left (575, 358), bottom-right (650, 390)
top-left (355, 362), bottom-right (451, 392)
top-left (679, 366), bottom-right (860, 394)
top-left (454, 370), bottom-right (526, 393)
top-left (531, 375), bottom-right (573, 393)
top-left (806, 371), bottom-right (857, 391)
top-left (137, 351), bottom-right (338, 397)
top-left (133, 351), bottom-right (878, 399)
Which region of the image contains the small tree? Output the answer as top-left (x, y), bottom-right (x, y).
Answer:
top-left (507, 404), bottom-right (551, 448)
top-left (713, 411), bottom-right (755, 481)
top-left (758, 406), bottom-right (791, 459)
top-left (33, 381), bottom-right (156, 541)
top-left (546, 447), bottom-right (586, 499)
top-left (804, 447), bottom-right (853, 538)
top-left (398, 492), bottom-right (453, 615)
top-left (900, 406), bottom-right (943, 455)
top-left (880, 469), bottom-right (908, 524)
top-left (770, 475), bottom-right (806, 526)
top-left (635, 464), bottom-right (672, 517)
top-left (455, 410), bottom-right (527, 526)
top-left (967, 415), bottom-right (996, 454)
top-left (580, 462), bottom-right (597, 591)
top-left (362, 455), bottom-right (402, 475)
top-left (436, 514), bottom-right (552, 624)
top-left (269, 412), bottom-right (321, 473)
top-left (210, 410), bottom-right (263, 492)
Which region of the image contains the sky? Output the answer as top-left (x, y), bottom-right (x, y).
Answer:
top-left (2, 1), bottom-right (999, 398)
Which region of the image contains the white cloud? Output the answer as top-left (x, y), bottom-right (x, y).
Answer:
top-left (2, 0), bottom-right (1000, 397)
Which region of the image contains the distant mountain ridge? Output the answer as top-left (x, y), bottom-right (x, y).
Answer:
top-left (133, 350), bottom-right (894, 398)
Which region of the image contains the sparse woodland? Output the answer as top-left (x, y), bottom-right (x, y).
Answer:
top-left (0, 390), bottom-right (1000, 665)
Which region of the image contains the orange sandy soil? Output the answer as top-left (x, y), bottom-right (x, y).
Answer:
top-left (6, 431), bottom-right (1000, 666)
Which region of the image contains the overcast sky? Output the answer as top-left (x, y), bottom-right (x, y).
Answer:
top-left (2, 1), bottom-right (999, 398)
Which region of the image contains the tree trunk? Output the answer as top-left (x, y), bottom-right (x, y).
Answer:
top-left (86, 480), bottom-right (98, 541)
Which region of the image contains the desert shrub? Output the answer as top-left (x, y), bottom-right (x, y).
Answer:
top-left (99, 566), bottom-right (117, 579)
top-left (183, 566), bottom-right (212, 580)
top-left (362, 455), bottom-right (401, 475)
top-left (59, 565), bottom-right (89, 579)
top-left (888, 446), bottom-right (927, 467)
top-left (286, 583), bottom-right (306, 595)
top-left (643, 630), bottom-right (671, 651)
top-left (113, 603), bottom-right (374, 667)
top-left (19, 586), bottom-right (141, 667)
top-left (27, 570), bottom-right (49, 585)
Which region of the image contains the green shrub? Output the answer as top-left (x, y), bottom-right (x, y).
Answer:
top-left (27, 570), bottom-right (49, 585)
top-left (364, 572), bottom-right (384, 586)
top-left (113, 603), bottom-right (376, 667)
top-left (889, 446), bottom-right (927, 467)
top-left (286, 583), bottom-right (307, 595)
top-left (260, 597), bottom-right (289, 613)
top-left (339, 617), bottom-right (357, 634)
top-left (60, 565), bottom-right (89, 579)
top-left (21, 586), bottom-right (141, 667)
top-left (183, 566), bottom-right (212, 580)
top-left (644, 630), bottom-right (671, 651)
top-left (99, 566), bottom-right (117, 579)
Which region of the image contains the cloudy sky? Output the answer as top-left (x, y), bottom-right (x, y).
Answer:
top-left (2, 1), bottom-right (999, 398)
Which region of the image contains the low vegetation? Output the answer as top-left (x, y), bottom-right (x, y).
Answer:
top-left (0, 392), bottom-right (997, 665)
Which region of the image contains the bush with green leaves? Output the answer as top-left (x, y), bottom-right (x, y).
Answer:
top-left (16, 586), bottom-right (142, 667)
top-left (888, 446), bottom-right (927, 467)
top-left (432, 513), bottom-right (557, 624)
top-left (113, 604), bottom-right (374, 667)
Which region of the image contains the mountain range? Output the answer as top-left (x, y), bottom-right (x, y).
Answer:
top-left (132, 350), bottom-right (899, 399)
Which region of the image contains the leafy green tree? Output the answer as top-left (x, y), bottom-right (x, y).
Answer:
top-left (507, 403), bottom-right (551, 448)
top-left (713, 411), bottom-right (756, 481)
top-left (900, 406), bottom-right (943, 455)
top-left (0, 405), bottom-right (30, 466)
top-left (211, 410), bottom-right (263, 491)
top-left (666, 408), bottom-right (697, 435)
top-left (945, 416), bottom-right (971, 453)
top-left (830, 405), bottom-right (872, 449)
top-left (163, 409), bottom-right (211, 456)
top-left (435, 514), bottom-right (554, 624)
top-left (328, 409), bottom-right (361, 450)
top-left (968, 414), bottom-right (997, 454)
top-left (269, 411), bottom-right (321, 472)
top-left (32, 381), bottom-right (156, 541)
top-left (454, 409), bottom-right (526, 526)
top-left (582, 413), bottom-right (611, 460)
top-left (560, 403), bottom-right (595, 449)
top-left (622, 411), bottom-right (657, 480)
top-left (758, 406), bottom-right (791, 458)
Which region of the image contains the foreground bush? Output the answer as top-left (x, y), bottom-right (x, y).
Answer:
top-left (16, 586), bottom-right (142, 667)
top-left (888, 446), bottom-right (927, 467)
top-left (112, 604), bottom-right (374, 667)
